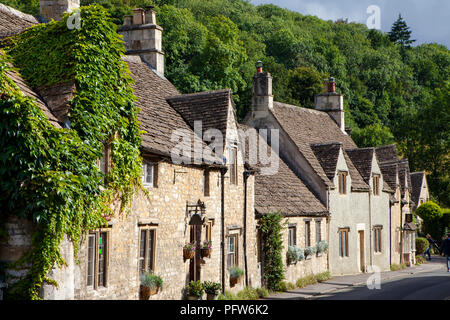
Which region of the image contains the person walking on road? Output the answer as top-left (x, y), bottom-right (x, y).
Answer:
top-left (441, 233), bottom-right (450, 272)
top-left (423, 234), bottom-right (437, 261)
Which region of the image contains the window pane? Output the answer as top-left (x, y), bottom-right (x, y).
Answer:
top-left (87, 235), bottom-right (95, 286)
top-left (139, 230), bottom-right (146, 274)
top-left (148, 230), bottom-right (154, 272)
top-left (316, 221), bottom-right (321, 244)
top-left (98, 232), bottom-right (107, 287)
top-left (141, 163), bottom-right (146, 184)
top-left (146, 164), bottom-right (154, 186)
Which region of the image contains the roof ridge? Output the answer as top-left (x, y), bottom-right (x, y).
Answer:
top-left (0, 3), bottom-right (39, 24)
top-left (273, 101), bottom-right (326, 115)
top-left (311, 141), bottom-right (342, 147)
top-left (167, 89), bottom-right (231, 101)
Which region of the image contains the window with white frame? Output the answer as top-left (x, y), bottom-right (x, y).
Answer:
top-left (142, 161), bottom-right (156, 187)
top-left (315, 220), bottom-right (322, 244)
top-left (288, 225), bottom-right (296, 247)
top-left (374, 226), bottom-right (382, 253)
top-left (87, 230), bottom-right (109, 289)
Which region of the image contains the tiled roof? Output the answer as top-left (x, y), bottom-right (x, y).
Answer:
top-left (410, 171), bottom-right (425, 207)
top-left (345, 148), bottom-right (374, 183)
top-left (398, 160), bottom-right (412, 196)
top-left (238, 124), bottom-right (328, 217)
top-left (378, 162), bottom-right (398, 191)
top-left (125, 56), bottom-right (219, 164)
top-left (375, 144), bottom-right (398, 164)
top-left (36, 82), bottom-right (75, 123)
top-left (0, 4), bottom-right (38, 40)
top-left (4, 61), bottom-right (61, 128)
top-left (166, 89), bottom-right (231, 146)
top-left (310, 142), bottom-right (341, 181)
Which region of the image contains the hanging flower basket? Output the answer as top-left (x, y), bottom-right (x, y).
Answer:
top-left (184, 248), bottom-right (195, 260)
top-left (201, 248), bottom-right (212, 258)
top-left (139, 285), bottom-right (159, 300)
top-left (183, 241), bottom-right (196, 260)
top-left (230, 276), bottom-right (240, 287)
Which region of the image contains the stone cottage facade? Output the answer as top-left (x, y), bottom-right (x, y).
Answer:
top-left (0, 2), bottom-right (260, 299)
top-left (375, 145), bottom-right (417, 266)
top-left (245, 71), bottom-right (392, 276)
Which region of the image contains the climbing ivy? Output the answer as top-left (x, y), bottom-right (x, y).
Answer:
top-left (259, 211), bottom-right (285, 291)
top-left (0, 5), bottom-right (143, 299)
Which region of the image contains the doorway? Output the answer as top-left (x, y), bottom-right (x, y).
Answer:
top-left (359, 230), bottom-right (365, 272)
top-left (189, 215), bottom-right (202, 282)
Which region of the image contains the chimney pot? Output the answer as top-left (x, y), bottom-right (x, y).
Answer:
top-left (133, 8), bottom-right (145, 25)
top-left (328, 77), bottom-right (336, 93)
top-left (123, 15), bottom-right (132, 26)
top-left (256, 60), bottom-right (263, 73)
top-left (40, 0), bottom-right (80, 22)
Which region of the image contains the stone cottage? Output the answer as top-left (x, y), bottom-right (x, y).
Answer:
top-left (245, 70), bottom-right (392, 276)
top-left (0, 2), bottom-right (260, 299)
top-left (410, 172), bottom-right (430, 210)
top-left (375, 145), bottom-right (417, 266)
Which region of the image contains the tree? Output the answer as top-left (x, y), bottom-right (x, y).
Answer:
top-left (286, 66), bottom-right (324, 108)
top-left (416, 201), bottom-right (443, 240)
top-left (388, 14), bottom-right (415, 47)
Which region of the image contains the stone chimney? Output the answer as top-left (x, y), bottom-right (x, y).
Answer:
top-left (118, 6), bottom-right (164, 76)
top-left (40, 0), bottom-right (80, 22)
top-left (315, 77), bottom-right (346, 134)
top-left (251, 61), bottom-right (273, 119)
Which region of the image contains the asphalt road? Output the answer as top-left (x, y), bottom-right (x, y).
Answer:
top-left (315, 268), bottom-right (450, 300)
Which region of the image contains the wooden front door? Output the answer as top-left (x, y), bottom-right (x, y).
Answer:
top-left (359, 230), bottom-right (365, 272)
top-left (189, 215), bottom-right (202, 282)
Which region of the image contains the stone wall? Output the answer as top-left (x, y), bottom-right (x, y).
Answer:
top-left (282, 216), bottom-right (328, 284)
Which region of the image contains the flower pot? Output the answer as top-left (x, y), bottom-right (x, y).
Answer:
top-left (140, 285), bottom-right (159, 300)
top-left (230, 276), bottom-right (240, 287)
top-left (206, 293), bottom-right (218, 300)
top-left (201, 248), bottom-right (212, 258)
top-left (186, 294), bottom-right (201, 300)
top-left (184, 249), bottom-right (195, 260)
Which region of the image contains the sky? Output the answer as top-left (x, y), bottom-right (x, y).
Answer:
top-left (250, 0), bottom-right (449, 48)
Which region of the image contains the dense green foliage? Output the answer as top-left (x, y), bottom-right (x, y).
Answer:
top-left (259, 212), bottom-right (285, 291)
top-left (415, 237), bottom-right (428, 255)
top-left (416, 201), bottom-right (446, 241)
top-left (3, 0), bottom-right (449, 207)
top-left (0, 6), bottom-right (142, 299)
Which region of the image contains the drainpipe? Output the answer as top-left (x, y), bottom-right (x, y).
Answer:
top-left (243, 170), bottom-right (251, 287)
top-left (220, 167), bottom-right (227, 294)
top-left (369, 190), bottom-right (373, 267)
top-left (400, 200), bottom-right (404, 264)
top-left (389, 199), bottom-right (392, 266)
top-left (326, 188), bottom-right (331, 272)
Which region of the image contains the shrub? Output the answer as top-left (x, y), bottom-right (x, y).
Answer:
top-left (316, 241), bottom-right (329, 254)
top-left (315, 271), bottom-right (332, 283)
top-left (296, 275), bottom-right (317, 288)
top-left (185, 280), bottom-right (204, 297)
top-left (390, 263), bottom-right (406, 271)
top-left (203, 281), bottom-right (221, 295)
top-left (416, 201), bottom-right (443, 240)
top-left (278, 281), bottom-right (296, 292)
top-left (230, 266), bottom-right (244, 278)
top-left (140, 272), bottom-right (163, 290)
top-left (415, 237), bottom-right (428, 254)
top-left (260, 211), bottom-right (286, 291)
top-left (415, 255), bottom-right (426, 265)
top-left (236, 287), bottom-right (260, 300)
top-left (218, 290), bottom-right (237, 300)
top-left (256, 287), bottom-right (269, 298)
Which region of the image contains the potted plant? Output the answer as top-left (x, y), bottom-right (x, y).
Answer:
top-left (287, 246), bottom-right (299, 265)
top-left (183, 241), bottom-right (196, 260)
top-left (140, 272), bottom-right (163, 300)
top-left (185, 280), bottom-right (204, 300)
top-left (200, 240), bottom-right (212, 258)
top-left (203, 281), bottom-right (222, 300)
top-left (316, 240), bottom-right (329, 256)
top-left (229, 266), bottom-right (244, 287)
top-left (304, 246), bottom-right (316, 258)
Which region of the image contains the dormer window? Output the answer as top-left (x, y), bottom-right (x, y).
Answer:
top-left (142, 161), bottom-right (157, 188)
top-left (373, 174), bottom-right (380, 196)
top-left (338, 171), bottom-right (347, 195)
